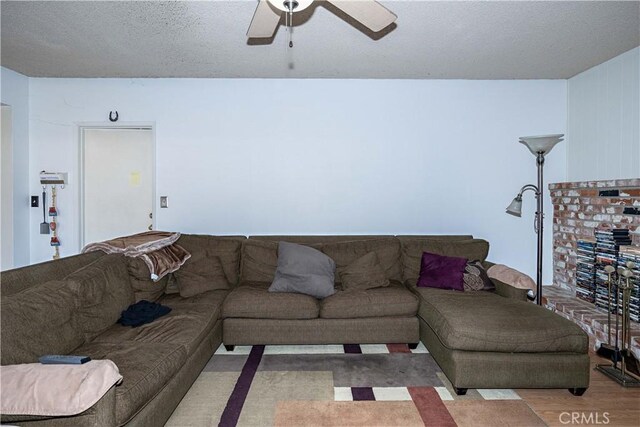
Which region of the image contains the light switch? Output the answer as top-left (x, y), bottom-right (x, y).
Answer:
top-left (160, 196), bottom-right (169, 208)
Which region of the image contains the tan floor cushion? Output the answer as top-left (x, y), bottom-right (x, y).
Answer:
top-left (222, 281), bottom-right (320, 320)
top-left (75, 341), bottom-right (186, 426)
top-left (414, 287), bottom-right (588, 353)
top-left (320, 281), bottom-right (418, 319)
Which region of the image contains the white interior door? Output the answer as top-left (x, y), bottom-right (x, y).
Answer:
top-left (1, 106), bottom-right (14, 270)
top-left (81, 128), bottom-right (153, 246)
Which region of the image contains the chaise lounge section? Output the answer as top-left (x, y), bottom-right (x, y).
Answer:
top-left (399, 235), bottom-right (590, 395)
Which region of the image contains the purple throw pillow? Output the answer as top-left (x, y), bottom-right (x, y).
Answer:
top-left (417, 251), bottom-right (467, 291)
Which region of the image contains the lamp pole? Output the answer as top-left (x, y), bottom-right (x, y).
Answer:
top-left (506, 134), bottom-right (563, 306)
top-left (535, 152), bottom-right (544, 305)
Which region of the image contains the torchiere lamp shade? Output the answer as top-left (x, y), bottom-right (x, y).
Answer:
top-left (519, 134), bottom-right (564, 156)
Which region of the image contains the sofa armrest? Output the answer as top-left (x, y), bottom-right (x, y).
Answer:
top-left (491, 278), bottom-right (529, 301)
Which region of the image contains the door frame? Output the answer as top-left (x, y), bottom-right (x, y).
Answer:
top-left (77, 122), bottom-right (156, 248)
top-left (1, 104), bottom-right (14, 269)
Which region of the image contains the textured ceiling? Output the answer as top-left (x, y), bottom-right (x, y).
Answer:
top-left (1, 0), bottom-right (639, 79)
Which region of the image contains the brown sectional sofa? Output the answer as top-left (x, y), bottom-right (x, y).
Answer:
top-left (0, 234), bottom-right (590, 426)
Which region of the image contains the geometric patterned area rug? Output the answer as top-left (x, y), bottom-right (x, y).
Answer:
top-left (166, 344), bottom-right (545, 427)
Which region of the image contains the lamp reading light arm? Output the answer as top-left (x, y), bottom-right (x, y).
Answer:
top-left (507, 184), bottom-right (541, 232)
top-left (519, 185), bottom-right (542, 234)
top-left (518, 184), bottom-right (540, 198)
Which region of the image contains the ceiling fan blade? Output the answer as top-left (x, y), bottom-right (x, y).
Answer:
top-left (326, 0), bottom-right (397, 32)
top-left (247, 0), bottom-right (282, 38)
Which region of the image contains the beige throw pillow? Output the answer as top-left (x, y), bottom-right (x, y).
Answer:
top-left (337, 251), bottom-right (390, 291)
top-left (486, 264), bottom-right (536, 291)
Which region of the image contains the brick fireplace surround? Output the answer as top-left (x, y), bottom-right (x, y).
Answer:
top-left (546, 178), bottom-right (640, 359)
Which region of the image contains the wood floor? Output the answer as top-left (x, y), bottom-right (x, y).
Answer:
top-left (517, 353), bottom-right (640, 426)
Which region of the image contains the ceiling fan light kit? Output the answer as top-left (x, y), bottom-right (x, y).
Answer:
top-left (247, 0), bottom-right (397, 42)
top-left (271, 0), bottom-right (313, 13)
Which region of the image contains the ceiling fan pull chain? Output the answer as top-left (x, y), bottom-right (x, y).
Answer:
top-left (289, 9), bottom-right (293, 48)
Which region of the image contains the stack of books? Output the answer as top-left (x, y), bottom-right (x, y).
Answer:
top-left (618, 246), bottom-right (640, 323)
top-left (576, 239), bottom-right (597, 303)
top-left (594, 229), bottom-right (632, 312)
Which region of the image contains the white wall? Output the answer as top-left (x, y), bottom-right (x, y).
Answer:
top-left (567, 47), bottom-right (639, 181)
top-left (1, 67), bottom-right (30, 268)
top-left (29, 78), bottom-right (567, 283)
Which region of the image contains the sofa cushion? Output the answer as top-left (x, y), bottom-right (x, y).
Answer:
top-left (269, 242), bottom-right (336, 299)
top-left (65, 254), bottom-right (135, 341)
top-left (175, 235), bottom-right (244, 286)
top-left (397, 235), bottom-right (474, 241)
top-left (159, 289), bottom-right (229, 314)
top-left (417, 252), bottom-right (467, 291)
top-left (127, 257), bottom-right (169, 302)
top-left (240, 239), bottom-right (278, 282)
top-left (249, 235), bottom-right (392, 244)
top-left (414, 287), bottom-right (588, 353)
top-left (320, 281), bottom-right (418, 319)
top-left (337, 251), bottom-right (390, 291)
top-left (1, 280), bottom-right (84, 365)
top-left (92, 301), bottom-right (220, 355)
top-left (223, 282), bottom-right (320, 320)
top-left (75, 341), bottom-right (186, 426)
top-left (174, 252), bottom-right (230, 297)
top-left (322, 238), bottom-right (402, 282)
top-left (165, 274), bottom-right (180, 294)
top-left (403, 239), bottom-right (490, 283)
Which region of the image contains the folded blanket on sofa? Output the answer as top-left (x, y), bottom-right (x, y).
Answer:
top-left (1, 360), bottom-right (122, 417)
top-left (82, 231), bottom-right (191, 281)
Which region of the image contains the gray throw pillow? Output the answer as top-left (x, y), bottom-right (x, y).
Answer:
top-left (269, 242), bottom-right (336, 299)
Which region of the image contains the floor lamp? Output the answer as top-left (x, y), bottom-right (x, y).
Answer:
top-left (505, 134), bottom-right (564, 305)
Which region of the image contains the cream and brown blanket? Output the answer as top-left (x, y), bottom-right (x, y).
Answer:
top-left (1, 360), bottom-right (122, 417)
top-left (82, 231), bottom-right (191, 281)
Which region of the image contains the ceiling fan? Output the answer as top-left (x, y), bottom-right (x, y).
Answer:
top-left (247, 0), bottom-right (397, 39)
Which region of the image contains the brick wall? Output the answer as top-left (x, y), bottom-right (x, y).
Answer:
top-left (550, 178), bottom-right (640, 291)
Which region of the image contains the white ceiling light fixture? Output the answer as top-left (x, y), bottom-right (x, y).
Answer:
top-left (247, 0), bottom-right (397, 43)
top-left (269, 0), bottom-right (314, 13)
